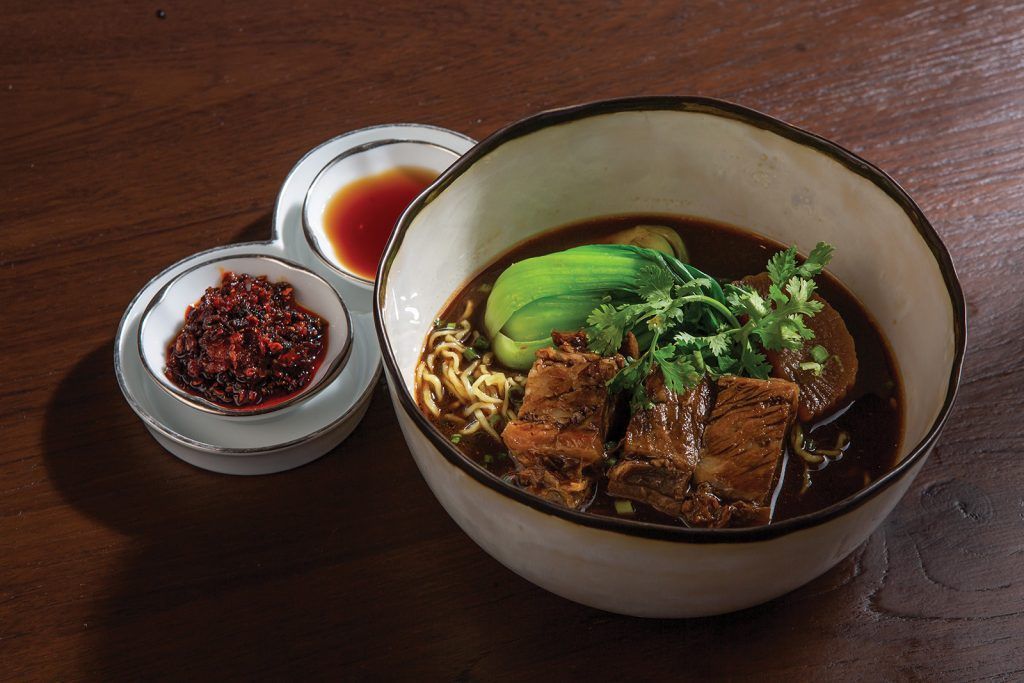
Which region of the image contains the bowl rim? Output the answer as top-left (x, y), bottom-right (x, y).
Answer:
top-left (301, 138), bottom-right (465, 288)
top-left (137, 252), bottom-right (353, 417)
top-left (373, 95), bottom-right (968, 543)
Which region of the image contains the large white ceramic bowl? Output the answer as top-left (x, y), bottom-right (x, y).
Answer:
top-left (374, 97), bottom-right (966, 617)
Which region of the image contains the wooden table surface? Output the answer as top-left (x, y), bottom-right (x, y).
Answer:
top-left (3, 1), bottom-right (1023, 680)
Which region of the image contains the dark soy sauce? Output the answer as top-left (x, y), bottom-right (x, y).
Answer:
top-left (324, 166), bottom-right (437, 281)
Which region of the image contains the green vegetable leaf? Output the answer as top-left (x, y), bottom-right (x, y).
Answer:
top-left (607, 356), bottom-right (654, 412)
top-left (767, 246), bottom-right (798, 285)
top-left (636, 264), bottom-right (675, 306)
top-left (574, 241), bottom-right (835, 413)
top-left (798, 242), bottom-right (834, 279)
top-left (654, 347), bottom-right (701, 394)
top-left (705, 331), bottom-right (732, 357)
top-left (767, 242), bottom-right (833, 285)
top-left (586, 303), bottom-right (629, 355)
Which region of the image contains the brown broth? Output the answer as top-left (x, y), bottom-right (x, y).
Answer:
top-left (421, 214), bottom-right (904, 526)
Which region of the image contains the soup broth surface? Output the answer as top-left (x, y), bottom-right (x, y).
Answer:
top-left (420, 215), bottom-right (903, 526)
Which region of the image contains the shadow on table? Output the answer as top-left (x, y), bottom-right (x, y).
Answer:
top-left (43, 342), bottom-right (856, 679)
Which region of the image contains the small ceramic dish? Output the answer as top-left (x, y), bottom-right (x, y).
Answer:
top-left (302, 139), bottom-right (463, 288)
top-left (274, 124), bottom-right (476, 315)
top-left (137, 254), bottom-right (353, 418)
top-left (115, 241), bottom-right (383, 474)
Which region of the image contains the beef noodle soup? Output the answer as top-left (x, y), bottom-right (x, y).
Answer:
top-left (414, 215), bottom-right (903, 528)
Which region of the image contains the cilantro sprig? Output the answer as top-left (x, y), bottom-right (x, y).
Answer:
top-left (586, 242), bottom-right (833, 411)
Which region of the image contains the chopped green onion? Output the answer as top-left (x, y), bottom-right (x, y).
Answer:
top-left (604, 440), bottom-right (617, 452)
top-left (614, 499), bottom-right (635, 515)
top-left (472, 335), bottom-right (491, 351)
top-left (483, 454), bottom-right (494, 464)
top-left (497, 452), bottom-right (508, 460)
top-left (799, 361), bottom-right (824, 376)
top-left (488, 413), bottom-right (502, 427)
top-left (450, 434), bottom-right (462, 444)
top-left (462, 348), bottom-right (480, 361)
top-left (810, 345), bottom-right (830, 363)
top-left (606, 456), bottom-right (618, 467)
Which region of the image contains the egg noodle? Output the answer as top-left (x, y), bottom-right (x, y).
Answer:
top-left (415, 299), bottom-right (525, 441)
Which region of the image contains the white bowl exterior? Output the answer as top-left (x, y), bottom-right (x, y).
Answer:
top-left (380, 107), bottom-right (958, 616)
top-left (139, 255), bottom-right (349, 415)
top-left (390, 381), bottom-right (928, 616)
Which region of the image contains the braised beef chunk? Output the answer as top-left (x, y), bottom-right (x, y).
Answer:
top-left (516, 459), bottom-right (593, 509)
top-left (501, 339), bottom-right (623, 508)
top-left (681, 483), bottom-right (771, 528)
top-left (551, 330), bottom-right (590, 353)
top-left (694, 376), bottom-right (799, 505)
top-left (607, 375), bottom-right (712, 516)
top-left (502, 420), bottom-right (608, 468)
top-left (741, 273), bottom-right (858, 422)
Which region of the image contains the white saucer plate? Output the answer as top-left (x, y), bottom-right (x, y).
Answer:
top-left (114, 242), bottom-right (381, 475)
top-left (114, 123), bottom-right (476, 474)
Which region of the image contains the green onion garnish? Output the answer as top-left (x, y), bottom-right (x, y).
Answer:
top-left (810, 345), bottom-right (830, 363)
top-left (473, 335), bottom-right (491, 351)
top-left (463, 348), bottom-right (480, 362)
top-left (483, 454), bottom-right (494, 464)
top-left (799, 361), bottom-right (823, 376)
top-left (450, 434), bottom-right (462, 444)
top-left (614, 500), bottom-right (635, 515)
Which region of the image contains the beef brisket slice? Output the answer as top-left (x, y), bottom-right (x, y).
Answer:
top-left (501, 342), bottom-right (622, 508)
top-left (607, 375), bottom-right (712, 516)
top-left (694, 376), bottom-right (799, 505)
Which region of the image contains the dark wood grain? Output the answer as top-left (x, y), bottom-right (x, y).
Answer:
top-left (2, 0), bottom-right (1022, 680)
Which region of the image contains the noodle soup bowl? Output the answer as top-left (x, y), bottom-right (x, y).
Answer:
top-left (374, 97), bottom-right (966, 617)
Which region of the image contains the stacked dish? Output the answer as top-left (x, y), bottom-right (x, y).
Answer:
top-left (115, 124), bottom-right (475, 474)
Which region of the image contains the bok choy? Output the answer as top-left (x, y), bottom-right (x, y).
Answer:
top-left (484, 239), bottom-right (835, 413)
top-left (484, 244), bottom-right (725, 369)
